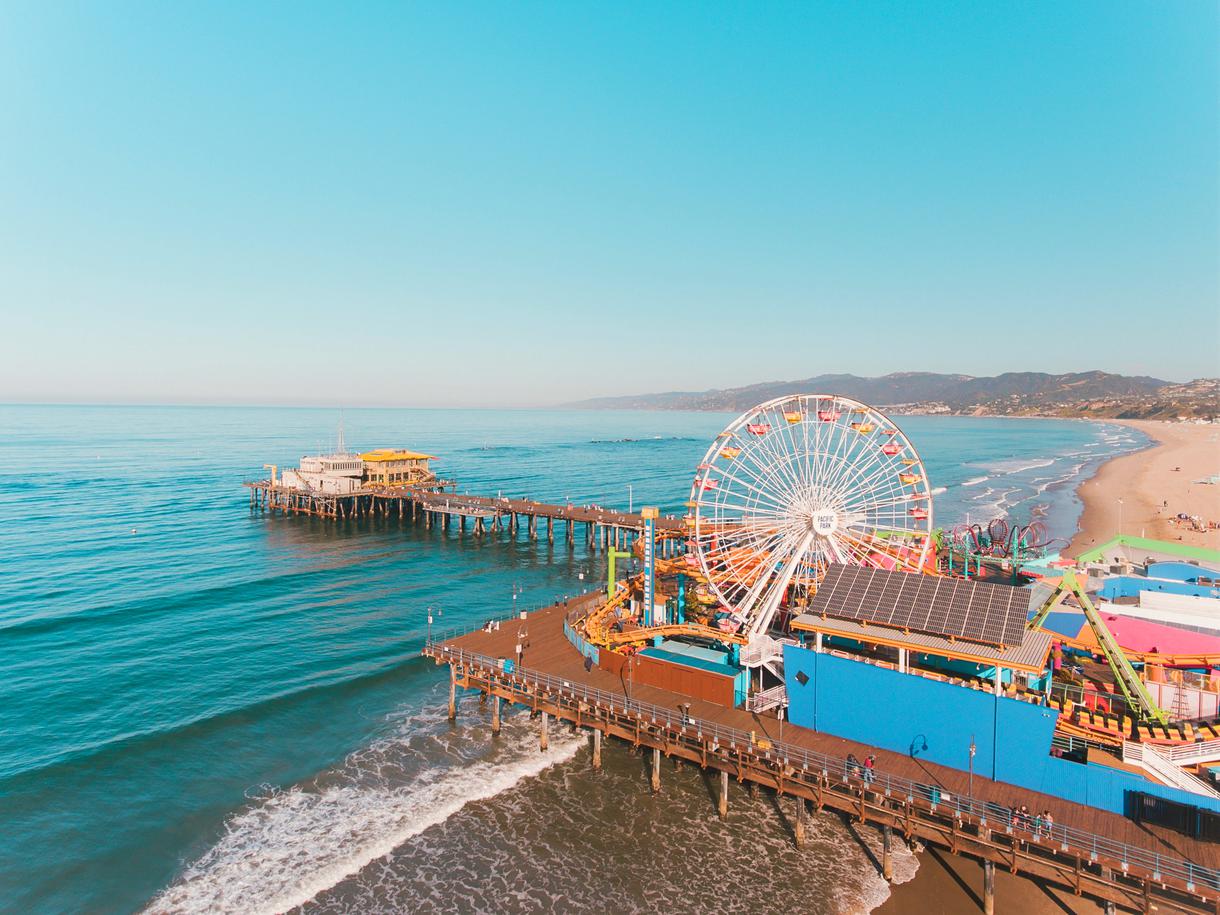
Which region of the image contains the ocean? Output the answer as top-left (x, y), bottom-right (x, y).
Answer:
top-left (0, 405), bottom-right (1147, 915)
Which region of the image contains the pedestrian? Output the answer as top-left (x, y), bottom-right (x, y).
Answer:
top-left (846, 753), bottom-right (860, 779)
top-left (863, 754), bottom-right (876, 785)
top-left (1043, 810), bottom-right (1053, 836)
top-left (1019, 804), bottom-right (1030, 830)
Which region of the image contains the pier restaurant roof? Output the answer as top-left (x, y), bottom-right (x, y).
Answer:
top-left (360, 449), bottom-right (437, 462)
top-left (790, 613), bottom-right (1055, 675)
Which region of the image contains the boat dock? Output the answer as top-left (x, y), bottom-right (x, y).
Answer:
top-left (246, 480), bottom-right (684, 550)
top-left (425, 596), bottom-right (1220, 915)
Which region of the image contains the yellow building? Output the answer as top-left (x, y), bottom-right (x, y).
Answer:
top-left (360, 449), bottom-right (437, 487)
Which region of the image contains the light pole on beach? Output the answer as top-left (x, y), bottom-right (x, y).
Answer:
top-left (1118, 498), bottom-right (1124, 536)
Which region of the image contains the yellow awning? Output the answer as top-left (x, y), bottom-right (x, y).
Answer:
top-left (360, 449), bottom-right (437, 462)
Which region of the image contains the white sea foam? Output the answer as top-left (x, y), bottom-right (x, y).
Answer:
top-left (961, 476), bottom-right (989, 487)
top-left (930, 486), bottom-right (947, 495)
top-left (988, 457), bottom-right (1055, 475)
top-left (146, 722), bottom-right (583, 915)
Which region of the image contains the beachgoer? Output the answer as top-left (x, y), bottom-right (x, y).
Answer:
top-left (1043, 811), bottom-right (1054, 835)
top-left (863, 754), bottom-right (876, 785)
top-left (845, 753), bottom-right (860, 779)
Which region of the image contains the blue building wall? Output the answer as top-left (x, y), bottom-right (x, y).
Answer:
top-left (1098, 575), bottom-right (1220, 601)
top-left (1147, 561), bottom-right (1220, 583)
top-left (782, 645), bottom-right (1055, 782)
top-left (782, 644), bottom-right (1220, 816)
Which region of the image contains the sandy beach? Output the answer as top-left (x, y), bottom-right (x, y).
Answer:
top-left (875, 842), bottom-right (1098, 914)
top-left (1067, 420), bottom-right (1220, 556)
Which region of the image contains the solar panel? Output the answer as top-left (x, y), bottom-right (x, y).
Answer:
top-left (809, 564), bottom-right (1034, 647)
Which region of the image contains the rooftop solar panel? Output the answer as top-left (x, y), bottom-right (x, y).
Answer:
top-left (808, 564), bottom-right (1033, 647)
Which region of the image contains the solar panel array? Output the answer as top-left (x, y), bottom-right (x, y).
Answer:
top-left (808, 564), bottom-right (1031, 647)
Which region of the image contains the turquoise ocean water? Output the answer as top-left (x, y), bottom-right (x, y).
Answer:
top-left (0, 406), bottom-right (1146, 914)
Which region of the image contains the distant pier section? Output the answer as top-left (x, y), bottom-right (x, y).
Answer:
top-left (246, 444), bottom-right (683, 550)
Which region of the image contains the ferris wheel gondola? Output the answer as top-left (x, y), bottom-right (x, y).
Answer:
top-left (689, 394), bottom-right (934, 640)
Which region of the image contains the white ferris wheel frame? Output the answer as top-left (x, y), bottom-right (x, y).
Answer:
top-left (689, 393), bottom-right (934, 640)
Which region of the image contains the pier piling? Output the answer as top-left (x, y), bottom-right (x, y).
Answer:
top-left (592, 727), bottom-right (602, 769)
top-left (650, 747), bottom-right (661, 793)
top-left (718, 769), bottom-right (729, 819)
top-left (983, 859), bottom-right (995, 915)
top-left (448, 667), bottom-right (457, 721)
top-left (491, 695), bottom-right (501, 735)
top-left (793, 796), bottom-right (805, 848)
top-left (882, 824), bottom-right (893, 881)
top-left (540, 711), bottom-right (549, 751)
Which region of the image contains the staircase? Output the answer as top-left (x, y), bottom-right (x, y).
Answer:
top-left (1122, 741), bottom-right (1220, 799)
top-left (746, 683), bottom-right (789, 713)
top-left (740, 634), bottom-right (798, 679)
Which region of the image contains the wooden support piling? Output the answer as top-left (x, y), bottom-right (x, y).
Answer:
top-left (718, 768), bottom-right (729, 819)
top-left (793, 796), bottom-right (805, 847)
top-left (651, 746), bottom-right (661, 794)
top-left (983, 859), bottom-right (995, 915)
top-left (448, 666), bottom-right (457, 721)
top-left (492, 694), bottom-right (501, 735)
top-left (592, 727), bottom-right (602, 769)
top-left (540, 711), bottom-right (549, 751)
top-left (882, 824), bottom-right (893, 881)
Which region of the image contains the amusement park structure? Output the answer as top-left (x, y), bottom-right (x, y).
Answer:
top-left (563, 394), bottom-right (1220, 764)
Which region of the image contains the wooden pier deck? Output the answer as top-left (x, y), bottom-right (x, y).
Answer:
top-left (426, 597), bottom-right (1220, 914)
top-left (246, 480), bottom-right (684, 549)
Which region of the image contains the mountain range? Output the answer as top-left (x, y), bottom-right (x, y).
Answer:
top-left (566, 371), bottom-right (1219, 420)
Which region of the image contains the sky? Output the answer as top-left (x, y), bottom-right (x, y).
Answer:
top-left (1, 2), bottom-right (1216, 407)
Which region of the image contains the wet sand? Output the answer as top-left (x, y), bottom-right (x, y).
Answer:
top-left (1067, 420), bottom-right (1220, 556)
top-left (875, 843), bottom-right (1099, 914)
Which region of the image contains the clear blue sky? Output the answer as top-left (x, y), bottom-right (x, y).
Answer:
top-left (1, 2), bottom-right (1216, 407)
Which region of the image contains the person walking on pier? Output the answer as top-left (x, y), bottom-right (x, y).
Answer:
top-left (863, 754), bottom-right (876, 786)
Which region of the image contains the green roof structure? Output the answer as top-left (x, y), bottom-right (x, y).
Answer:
top-left (1075, 534), bottom-right (1220, 567)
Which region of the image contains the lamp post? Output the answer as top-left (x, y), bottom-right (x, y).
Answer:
top-left (628, 484), bottom-right (633, 514)
top-left (969, 734), bottom-right (977, 798)
top-left (1118, 498), bottom-right (1124, 536)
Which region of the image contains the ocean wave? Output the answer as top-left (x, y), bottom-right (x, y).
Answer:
top-left (987, 457), bottom-right (1055, 475)
top-left (929, 486), bottom-right (947, 495)
top-left (146, 714), bottom-right (584, 915)
top-left (961, 476), bottom-right (989, 487)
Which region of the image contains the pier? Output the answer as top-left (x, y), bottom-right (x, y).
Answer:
top-left (246, 480), bottom-right (685, 552)
top-left (426, 596), bottom-right (1220, 915)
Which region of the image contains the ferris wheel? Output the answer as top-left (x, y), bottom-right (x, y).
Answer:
top-left (689, 394), bottom-right (934, 640)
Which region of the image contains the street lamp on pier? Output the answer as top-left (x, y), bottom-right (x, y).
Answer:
top-left (969, 734), bottom-right (977, 798)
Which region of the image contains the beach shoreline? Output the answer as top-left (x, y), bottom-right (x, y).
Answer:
top-left (1067, 420), bottom-right (1220, 556)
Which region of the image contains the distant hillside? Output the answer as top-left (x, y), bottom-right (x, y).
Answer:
top-left (566, 372), bottom-right (1219, 420)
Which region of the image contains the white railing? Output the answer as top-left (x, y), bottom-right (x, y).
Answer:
top-left (745, 684), bottom-right (788, 713)
top-left (1123, 742), bottom-right (1220, 799)
top-left (1167, 738), bottom-right (1220, 767)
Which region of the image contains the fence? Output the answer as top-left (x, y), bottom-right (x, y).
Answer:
top-left (425, 632), bottom-right (1220, 895)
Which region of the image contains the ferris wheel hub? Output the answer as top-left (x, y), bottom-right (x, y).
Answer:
top-left (810, 509), bottom-right (839, 535)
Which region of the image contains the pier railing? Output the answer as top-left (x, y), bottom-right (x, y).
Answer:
top-left (425, 636), bottom-right (1220, 895)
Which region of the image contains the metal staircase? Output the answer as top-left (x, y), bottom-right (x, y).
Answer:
top-left (1122, 741), bottom-right (1220, 799)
